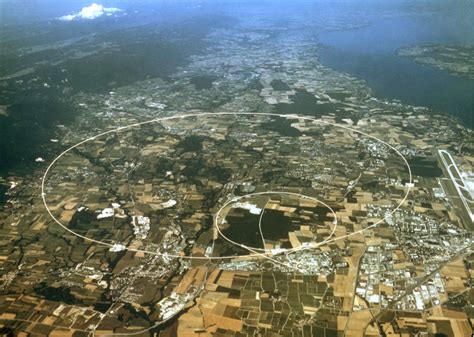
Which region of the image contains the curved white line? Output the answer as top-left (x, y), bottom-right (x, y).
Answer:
top-left (41, 112), bottom-right (413, 261)
top-left (214, 191), bottom-right (338, 260)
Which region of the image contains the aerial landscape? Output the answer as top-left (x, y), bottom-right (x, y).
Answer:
top-left (0, 1), bottom-right (473, 336)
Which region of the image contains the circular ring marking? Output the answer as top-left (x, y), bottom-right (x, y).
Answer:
top-left (214, 191), bottom-right (338, 255)
top-left (41, 112), bottom-right (413, 261)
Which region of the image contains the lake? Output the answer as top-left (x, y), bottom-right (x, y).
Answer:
top-left (318, 10), bottom-right (474, 127)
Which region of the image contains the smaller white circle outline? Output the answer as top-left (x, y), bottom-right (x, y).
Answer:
top-left (215, 191), bottom-right (338, 256)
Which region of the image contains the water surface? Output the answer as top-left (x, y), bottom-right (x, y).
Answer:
top-left (318, 10), bottom-right (474, 127)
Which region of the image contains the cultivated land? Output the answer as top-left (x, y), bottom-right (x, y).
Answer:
top-left (1, 5), bottom-right (473, 337)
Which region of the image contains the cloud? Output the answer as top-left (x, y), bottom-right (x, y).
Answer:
top-left (59, 3), bottom-right (122, 21)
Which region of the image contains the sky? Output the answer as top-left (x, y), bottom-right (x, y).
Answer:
top-left (0, 0), bottom-right (453, 24)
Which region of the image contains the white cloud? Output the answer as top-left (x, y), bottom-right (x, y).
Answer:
top-left (59, 3), bottom-right (122, 21)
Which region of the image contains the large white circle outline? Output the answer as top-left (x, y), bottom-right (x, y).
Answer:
top-left (41, 112), bottom-right (413, 260)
